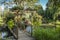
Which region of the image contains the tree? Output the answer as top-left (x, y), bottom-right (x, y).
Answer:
top-left (45, 0), bottom-right (60, 20)
top-left (14, 0), bottom-right (39, 10)
top-left (12, 0), bottom-right (43, 27)
top-left (36, 5), bottom-right (44, 16)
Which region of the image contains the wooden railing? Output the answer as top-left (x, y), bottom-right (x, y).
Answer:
top-left (8, 27), bottom-right (18, 40)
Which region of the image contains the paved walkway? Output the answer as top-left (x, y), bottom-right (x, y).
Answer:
top-left (18, 30), bottom-right (34, 40)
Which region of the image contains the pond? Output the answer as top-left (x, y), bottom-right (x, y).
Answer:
top-left (0, 32), bottom-right (8, 39)
top-left (26, 26), bottom-right (32, 33)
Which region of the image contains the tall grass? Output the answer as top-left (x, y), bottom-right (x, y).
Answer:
top-left (33, 27), bottom-right (60, 40)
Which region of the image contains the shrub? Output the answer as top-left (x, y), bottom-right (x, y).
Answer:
top-left (33, 27), bottom-right (60, 40)
top-left (0, 16), bottom-right (4, 26)
top-left (7, 19), bottom-right (14, 29)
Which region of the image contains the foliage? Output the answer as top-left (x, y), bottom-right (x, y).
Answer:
top-left (14, 0), bottom-right (39, 10)
top-left (0, 16), bottom-right (4, 26)
top-left (5, 12), bottom-right (15, 29)
top-left (13, 0), bottom-right (43, 27)
top-left (34, 5), bottom-right (44, 17)
top-left (6, 12), bottom-right (15, 22)
top-left (45, 0), bottom-right (60, 20)
top-left (33, 27), bottom-right (60, 40)
top-left (14, 0), bottom-right (38, 3)
top-left (53, 8), bottom-right (60, 20)
top-left (7, 19), bottom-right (14, 29)
top-left (31, 13), bottom-right (42, 27)
top-left (10, 6), bottom-right (23, 11)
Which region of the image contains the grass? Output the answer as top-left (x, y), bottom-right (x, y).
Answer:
top-left (33, 27), bottom-right (60, 40)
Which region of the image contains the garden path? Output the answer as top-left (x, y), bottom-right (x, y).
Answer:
top-left (18, 29), bottom-right (34, 40)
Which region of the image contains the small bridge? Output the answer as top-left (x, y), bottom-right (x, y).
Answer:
top-left (18, 29), bottom-right (35, 40)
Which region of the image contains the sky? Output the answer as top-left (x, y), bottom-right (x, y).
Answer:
top-left (39, 0), bottom-right (48, 10)
top-left (0, 0), bottom-right (16, 11)
top-left (0, 0), bottom-right (13, 5)
top-left (0, 0), bottom-right (48, 11)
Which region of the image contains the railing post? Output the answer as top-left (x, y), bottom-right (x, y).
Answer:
top-left (31, 25), bottom-right (33, 36)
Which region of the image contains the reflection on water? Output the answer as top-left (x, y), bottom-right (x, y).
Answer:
top-left (0, 32), bottom-right (7, 39)
top-left (26, 26), bottom-right (31, 33)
